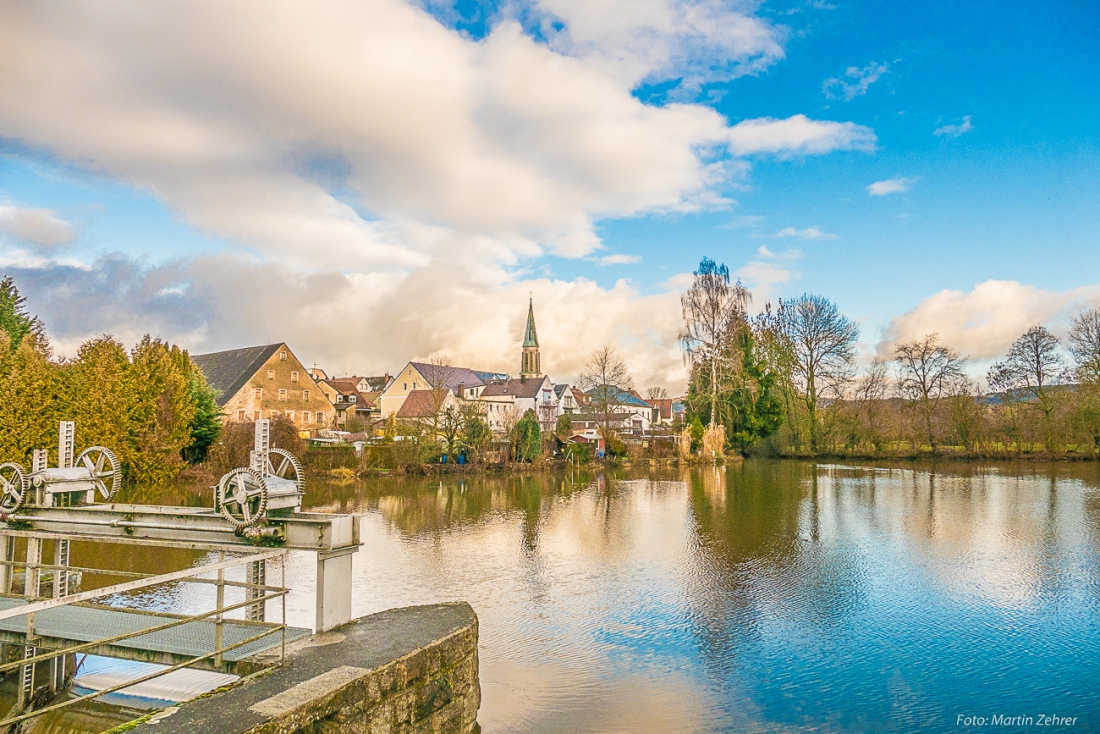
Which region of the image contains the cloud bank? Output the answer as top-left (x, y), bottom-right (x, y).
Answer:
top-left (0, 0), bottom-right (876, 391)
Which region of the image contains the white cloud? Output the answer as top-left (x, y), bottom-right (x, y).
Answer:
top-left (934, 115), bottom-right (973, 138)
top-left (867, 177), bottom-right (917, 196)
top-left (11, 251), bottom-right (690, 391)
top-left (879, 279), bottom-right (1100, 360)
top-left (774, 226), bottom-right (837, 240)
top-left (823, 62), bottom-right (888, 101)
top-left (0, 204), bottom-right (75, 247)
top-left (0, 2), bottom-right (872, 268)
top-left (728, 115), bottom-right (876, 156)
top-left (533, 0), bottom-right (787, 91)
top-left (734, 245), bottom-right (801, 303)
top-left (597, 253), bottom-right (642, 266)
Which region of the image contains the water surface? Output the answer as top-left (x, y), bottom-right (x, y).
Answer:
top-left (20, 461), bottom-right (1100, 732)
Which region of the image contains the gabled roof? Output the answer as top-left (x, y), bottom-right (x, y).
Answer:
top-left (583, 385), bottom-right (651, 408)
top-left (480, 377), bottom-right (547, 399)
top-left (396, 389), bottom-right (448, 418)
top-left (191, 343), bottom-right (283, 406)
top-left (553, 384), bottom-right (572, 398)
top-left (409, 362), bottom-right (489, 391)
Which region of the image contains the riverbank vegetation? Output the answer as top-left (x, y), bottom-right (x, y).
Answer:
top-left (675, 257), bottom-right (1100, 460)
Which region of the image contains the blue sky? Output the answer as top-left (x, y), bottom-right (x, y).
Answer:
top-left (0, 0), bottom-right (1097, 388)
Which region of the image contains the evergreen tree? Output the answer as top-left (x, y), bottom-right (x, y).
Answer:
top-left (0, 333), bottom-right (61, 464)
top-left (0, 276), bottom-right (46, 352)
top-left (183, 370), bottom-right (222, 463)
top-left (128, 336), bottom-right (196, 485)
top-left (66, 335), bottom-right (135, 471)
top-left (511, 409), bottom-right (541, 462)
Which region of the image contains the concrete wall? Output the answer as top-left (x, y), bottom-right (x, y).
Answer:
top-left (132, 603), bottom-right (480, 734)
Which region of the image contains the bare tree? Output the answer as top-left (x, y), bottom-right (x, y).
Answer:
top-left (1069, 308), bottom-right (1100, 455)
top-left (416, 355), bottom-right (458, 441)
top-left (1069, 308), bottom-right (1100, 382)
top-left (679, 257), bottom-right (751, 426)
top-left (646, 386), bottom-right (669, 402)
top-left (987, 325), bottom-right (1064, 452)
top-left (853, 357), bottom-right (890, 452)
top-left (577, 344), bottom-right (634, 440)
top-left (775, 294), bottom-right (858, 451)
top-left (894, 333), bottom-right (965, 453)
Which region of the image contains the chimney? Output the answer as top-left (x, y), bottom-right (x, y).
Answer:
top-left (457, 383), bottom-right (465, 399)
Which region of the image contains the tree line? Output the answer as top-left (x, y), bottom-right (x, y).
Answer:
top-left (679, 257), bottom-right (1100, 458)
top-left (0, 277), bottom-right (221, 485)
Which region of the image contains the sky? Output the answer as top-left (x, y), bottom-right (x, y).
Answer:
top-left (0, 0), bottom-right (1097, 390)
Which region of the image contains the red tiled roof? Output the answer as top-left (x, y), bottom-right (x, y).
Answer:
top-left (396, 390), bottom-right (445, 418)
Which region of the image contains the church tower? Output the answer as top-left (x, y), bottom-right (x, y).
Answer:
top-left (520, 298), bottom-right (541, 380)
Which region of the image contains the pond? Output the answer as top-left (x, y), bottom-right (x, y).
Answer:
top-left (13, 460), bottom-right (1100, 732)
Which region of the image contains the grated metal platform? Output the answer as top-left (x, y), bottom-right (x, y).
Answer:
top-left (0, 595), bottom-right (310, 673)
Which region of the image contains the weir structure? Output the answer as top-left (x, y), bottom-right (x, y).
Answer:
top-left (0, 419), bottom-right (361, 729)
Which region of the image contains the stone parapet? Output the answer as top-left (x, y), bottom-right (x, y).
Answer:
top-left (126, 603), bottom-right (479, 734)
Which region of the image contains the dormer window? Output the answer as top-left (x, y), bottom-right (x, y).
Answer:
top-left (349, 394), bottom-right (357, 403)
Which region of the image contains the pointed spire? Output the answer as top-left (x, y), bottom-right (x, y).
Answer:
top-left (523, 298), bottom-right (539, 348)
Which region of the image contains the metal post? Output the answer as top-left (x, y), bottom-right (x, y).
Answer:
top-left (51, 539), bottom-right (70, 691)
top-left (32, 449), bottom-right (47, 507)
top-left (250, 419), bottom-right (270, 474)
top-left (245, 558), bottom-right (266, 622)
top-left (214, 555), bottom-right (225, 669)
top-left (26, 538), bottom-right (41, 598)
top-left (58, 421), bottom-right (74, 469)
top-left (0, 536), bottom-right (12, 594)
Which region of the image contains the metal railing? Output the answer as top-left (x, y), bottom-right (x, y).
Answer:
top-left (0, 549), bottom-right (288, 728)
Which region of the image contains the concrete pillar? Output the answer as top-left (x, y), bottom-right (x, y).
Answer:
top-left (315, 547), bottom-right (355, 633)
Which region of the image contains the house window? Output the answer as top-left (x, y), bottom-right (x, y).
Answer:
top-left (267, 370), bottom-right (275, 380)
top-left (303, 389), bottom-right (310, 401)
top-left (254, 387), bottom-right (262, 400)
top-left (237, 409), bottom-right (246, 421)
top-left (287, 410), bottom-right (295, 422)
top-left (279, 389), bottom-right (287, 401)
top-left (253, 410), bottom-right (262, 420)
top-left (303, 411), bottom-right (312, 424)
top-left (316, 412), bottom-right (325, 425)
top-left (280, 351), bottom-right (287, 361)
top-left (270, 410), bottom-right (280, 418)
top-left (291, 371), bottom-right (299, 382)
top-left (349, 394), bottom-right (356, 403)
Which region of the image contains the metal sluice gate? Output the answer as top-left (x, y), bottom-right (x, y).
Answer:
top-left (0, 419), bottom-right (362, 727)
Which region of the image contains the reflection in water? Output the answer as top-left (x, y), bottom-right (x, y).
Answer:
top-left (15, 461), bottom-right (1100, 732)
top-left (307, 462), bottom-right (1100, 734)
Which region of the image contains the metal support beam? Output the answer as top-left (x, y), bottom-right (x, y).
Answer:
top-left (246, 559), bottom-right (266, 622)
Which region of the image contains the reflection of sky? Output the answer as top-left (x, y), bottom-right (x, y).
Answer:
top-left (41, 464), bottom-right (1100, 733)
top-left (331, 465), bottom-right (1100, 734)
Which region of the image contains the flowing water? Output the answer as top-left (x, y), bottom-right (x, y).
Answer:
top-left (11, 460), bottom-right (1100, 732)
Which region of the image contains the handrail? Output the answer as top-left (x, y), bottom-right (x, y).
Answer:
top-left (0, 588), bottom-right (286, 674)
top-left (0, 549), bottom-right (291, 728)
top-left (0, 624), bottom-right (284, 727)
top-left (0, 549), bottom-right (283, 623)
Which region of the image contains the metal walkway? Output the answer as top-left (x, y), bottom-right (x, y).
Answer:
top-left (0, 595), bottom-right (310, 673)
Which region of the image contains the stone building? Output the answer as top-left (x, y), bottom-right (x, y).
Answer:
top-left (191, 342), bottom-right (334, 431)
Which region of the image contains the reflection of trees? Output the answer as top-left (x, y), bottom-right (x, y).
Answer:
top-left (347, 471), bottom-right (596, 538)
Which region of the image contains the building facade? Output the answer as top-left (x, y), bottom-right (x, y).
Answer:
top-left (192, 343), bottom-right (334, 431)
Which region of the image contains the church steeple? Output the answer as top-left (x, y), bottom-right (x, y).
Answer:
top-left (521, 299), bottom-right (541, 379)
